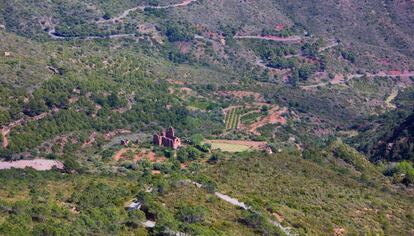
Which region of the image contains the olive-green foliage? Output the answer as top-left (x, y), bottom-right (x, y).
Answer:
top-left (160, 21), bottom-right (196, 42)
top-left (175, 205), bottom-right (207, 224)
top-left (70, 182), bottom-right (128, 210)
top-left (241, 211), bottom-right (283, 236)
top-left (201, 149), bottom-right (414, 235)
top-left (177, 146), bottom-right (202, 163)
top-left (0, 170), bottom-right (138, 235)
top-left (127, 210), bottom-right (146, 228)
top-left (225, 107), bottom-right (242, 130)
top-left (2, 41), bottom-right (223, 156)
top-left (351, 88), bottom-right (414, 163)
top-left (385, 161), bottom-right (414, 185)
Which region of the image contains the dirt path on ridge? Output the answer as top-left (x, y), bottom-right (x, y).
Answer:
top-left (300, 71), bottom-right (414, 90)
top-left (233, 35), bottom-right (302, 42)
top-left (98, 0), bottom-right (198, 24)
top-left (1, 111), bottom-right (56, 149)
top-left (48, 0), bottom-right (198, 40)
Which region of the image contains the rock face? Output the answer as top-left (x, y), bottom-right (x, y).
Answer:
top-left (153, 127), bottom-right (181, 149)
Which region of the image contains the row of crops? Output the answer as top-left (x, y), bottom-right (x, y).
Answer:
top-left (240, 112), bottom-right (263, 125)
top-left (225, 107), bottom-right (241, 130)
top-left (225, 106), bottom-right (268, 130)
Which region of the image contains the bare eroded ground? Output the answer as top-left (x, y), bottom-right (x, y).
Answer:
top-left (0, 160), bottom-right (64, 171)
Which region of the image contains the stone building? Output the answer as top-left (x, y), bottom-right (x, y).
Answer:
top-left (153, 127), bottom-right (181, 149)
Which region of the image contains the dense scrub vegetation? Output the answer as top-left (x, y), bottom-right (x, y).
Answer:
top-left (201, 142), bottom-right (414, 235)
top-left (2, 140), bottom-right (412, 235)
top-left (1, 0), bottom-right (414, 235)
top-left (351, 88), bottom-right (414, 163)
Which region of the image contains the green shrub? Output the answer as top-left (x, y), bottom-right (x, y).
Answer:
top-left (176, 205), bottom-right (207, 224)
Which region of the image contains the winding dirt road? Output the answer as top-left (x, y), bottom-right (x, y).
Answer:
top-left (48, 28), bottom-right (136, 40)
top-left (255, 58), bottom-right (291, 75)
top-left (185, 180), bottom-right (297, 236)
top-left (300, 71), bottom-right (414, 90)
top-left (234, 35), bottom-right (302, 43)
top-left (318, 40), bottom-right (339, 52)
top-left (97, 0), bottom-right (198, 24)
top-left (1, 110), bottom-right (58, 149)
top-left (1, 127), bottom-right (10, 149)
top-left (47, 0), bottom-right (198, 40)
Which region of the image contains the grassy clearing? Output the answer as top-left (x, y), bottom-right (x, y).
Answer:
top-left (209, 142), bottom-right (251, 153)
top-left (385, 89), bottom-right (398, 109)
top-left (205, 140), bottom-right (266, 153)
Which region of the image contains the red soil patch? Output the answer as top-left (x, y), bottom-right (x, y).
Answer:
top-left (114, 148), bottom-right (164, 163)
top-left (378, 59), bottom-right (391, 66)
top-left (248, 107), bottom-right (287, 135)
top-left (272, 212), bottom-right (285, 222)
top-left (389, 70), bottom-right (401, 76)
top-left (281, 74), bottom-right (290, 83)
top-left (331, 74), bottom-right (345, 85)
top-left (1, 127), bottom-right (9, 149)
top-left (114, 148), bottom-right (129, 161)
top-left (133, 150), bottom-right (158, 162)
top-left (2, 135), bottom-right (8, 149)
top-left (133, 151), bottom-right (146, 162)
top-left (180, 87), bottom-right (193, 92)
top-left (275, 24), bottom-right (285, 31)
top-left (177, 42), bottom-right (192, 54)
top-left (82, 132), bottom-right (97, 148)
top-left (334, 228), bottom-right (346, 236)
top-left (166, 79), bottom-right (186, 85)
top-left (148, 151), bottom-right (157, 161)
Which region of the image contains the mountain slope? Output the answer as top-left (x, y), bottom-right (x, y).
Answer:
top-left (0, 1), bottom-right (413, 235)
top-left (371, 111), bottom-right (414, 162)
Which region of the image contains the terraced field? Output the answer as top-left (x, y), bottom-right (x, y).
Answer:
top-left (240, 111), bottom-right (263, 125)
top-left (225, 107), bottom-right (242, 130)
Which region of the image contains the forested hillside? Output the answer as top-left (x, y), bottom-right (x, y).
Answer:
top-left (373, 112), bottom-right (414, 161)
top-left (0, 0), bottom-right (413, 235)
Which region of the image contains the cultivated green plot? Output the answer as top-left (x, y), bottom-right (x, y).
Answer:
top-left (225, 107), bottom-right (241, 130)
top-left (240, 111), bottom-right (263, 125)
